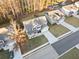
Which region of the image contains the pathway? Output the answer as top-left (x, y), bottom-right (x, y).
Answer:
top-left (13, 48), bottom-right (22, 59)
top-left (42, 31), bottom-right (58, 44)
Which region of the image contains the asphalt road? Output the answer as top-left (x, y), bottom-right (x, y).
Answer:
top-left (52, 31), bottom-right (79, 55)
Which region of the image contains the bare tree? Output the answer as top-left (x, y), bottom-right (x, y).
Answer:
top-left (0, 0), bottom-right (65, 20)
top-left (8, 16), bottom-right (28, 51)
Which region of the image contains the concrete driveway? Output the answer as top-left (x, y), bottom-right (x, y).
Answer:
top-left (43, 31), bottom-right (58, 44)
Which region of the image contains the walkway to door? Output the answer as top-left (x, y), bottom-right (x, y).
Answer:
top-left (43, 31), bottom-right (58, 44)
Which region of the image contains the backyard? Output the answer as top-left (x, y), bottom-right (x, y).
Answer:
top-left (20, 35), bottom-right (48, 54)
top-left (59, 48), bottom-right (79, 59)
top-left (49, 24), bottom-right (70, 37)
top-left (65, 16), bottom-right (79, 28)
top-left (21, 10), bottom-right (51, 21)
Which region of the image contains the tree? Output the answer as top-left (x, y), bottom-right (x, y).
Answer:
top-left (0, 0), bottom-right (65, 20)
top-left (8, 16), bottom-right (28, 50)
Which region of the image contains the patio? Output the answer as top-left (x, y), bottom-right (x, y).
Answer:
top-left (20, 35), bottom-right (48, 54)
top-left (49, 24), bottom-right (70, 37)
top-left (65, 16), bottom-right (79, 28)
top-left (59, 48), bottom-right (79, 59)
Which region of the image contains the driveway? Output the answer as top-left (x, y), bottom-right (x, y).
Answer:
top-left (43, 31), bottom-right (58, 44)
top-left (52, 31), bottom-right (79, 55)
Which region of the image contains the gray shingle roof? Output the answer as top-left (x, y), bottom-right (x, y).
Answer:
top-left (0, 34), bottom-right (5, 40)
top-left (25, 22), bottom-right (33, 35)
top-left (24, 16), bottom-right (47, 35)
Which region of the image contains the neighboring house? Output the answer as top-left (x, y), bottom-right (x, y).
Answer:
top-left (23, 16), bottom-right (49, 39)
top-left (45, 10), bottom-right (65, 24)
top-left (75, 1), bottom-right (79, 8)
top-left (0, 28), bottom-right (8, 34)
top-left (62, 4), bottom-right (78, 16)
top-left (0, 28), bottom-right (16, 51)
top-left (0, 34), bottom-right (16, 59)
top-left (75, 1), bottom-right (79, 15)
top-left (0, 34), bottom-right (6, 50)
top-left (0, 28), bottom-right (7, 50)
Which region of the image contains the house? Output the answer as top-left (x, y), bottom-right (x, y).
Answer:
top-left (0, 28), bottom-right (8, 34)
top-left (62, 4), bottom-right (78, 16)
top-left (23, 16), bottom-right (49, 39)
top-left (0, 28), bottom-right (16, 51)
top-left (45, 10), bottom-right (65, 24)
top-left (0, 34), bottom-right (6, 50)
top-left (75, 1), bottom-right (79, 8)
top-left (0, 28), bottom-right (7, 50)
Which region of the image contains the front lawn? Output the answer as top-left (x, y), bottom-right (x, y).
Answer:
top-left (65, 17), bottom-right (79, 28)
top-left (0, 50), bottom-right (10, 59)
top-left (59, 48), bottom-right (79, 59)
top-left (49, 24), bottom-right (70, 37)
top-left (20, 35), bottom-right (48, 54)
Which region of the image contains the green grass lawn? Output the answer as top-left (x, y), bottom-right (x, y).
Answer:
top-left (59, 48), bottom-right (79, 59)
top-left (49, 24), bottom-right (70, 37)
top-left (65, 17), bottom-right (79, 28)
top-left (0, 50), bottom-right (10, 59)
top-left (21, 35), bottom-right (48, 54)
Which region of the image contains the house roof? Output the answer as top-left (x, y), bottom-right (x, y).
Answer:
top-left (47, 10), bottom-right (64, 20)
top-left (25, 22), bottom-right (33, 35)
top-left (48, 10), bottom-right (64, 16)
top-left (75, 1), bottom-right (79, 7)
top-left (0, 34), bottom-right (5, 40)
top-left (23, 16), bottom-right (47, 25)
top-left (0, 28), bottom-right (8, 34)
top-left (23, 16), bottom-right (47, 35)
top-left (62, 4), bottom-right (78, 11)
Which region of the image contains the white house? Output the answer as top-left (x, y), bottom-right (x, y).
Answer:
top-left (0, 28), bottom-right (8, 34)
top-left (75, 1), bottom-right (79, 8)
top-left (45, 10), bottom-right (65, 24)
top-left (23, 16), bottom-right (49, 39)
top-left (62, 4), bottom-right (78, 16)
top-left (71, 1), bottom-right (79, 18)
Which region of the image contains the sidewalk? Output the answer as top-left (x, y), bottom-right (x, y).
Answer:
top-left (60, 22), bottom-right (77, 32)
top-left (43, 31), bottom-right (58, 44)
top-left (23, 44), bottom-right (58, 59)
top-left (13, 48), bottom-right (22, 59)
